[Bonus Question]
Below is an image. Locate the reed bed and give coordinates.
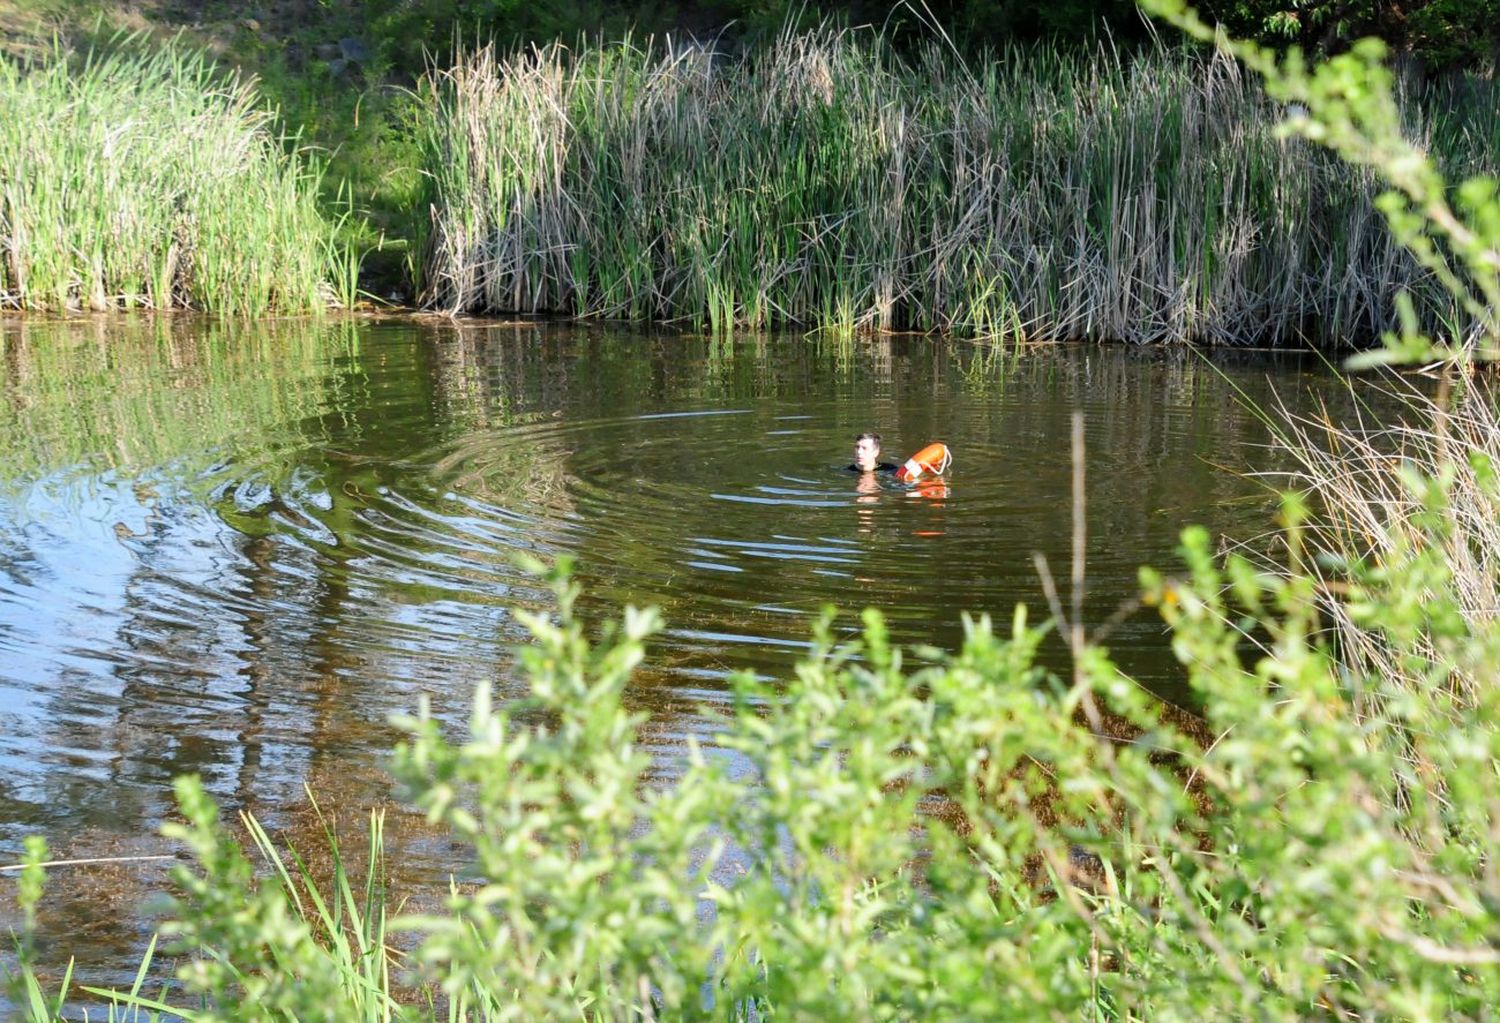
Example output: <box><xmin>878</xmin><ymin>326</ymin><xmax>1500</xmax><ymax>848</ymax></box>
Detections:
<box><xmin>417</xmin><ymin>30</ymin><xmax>1499</xmax><ymax>344</ymax></box>
<box><xmin>0</xmin><ymin>40</ymin><xmax>344</xmax><ymax>316</ymax></box>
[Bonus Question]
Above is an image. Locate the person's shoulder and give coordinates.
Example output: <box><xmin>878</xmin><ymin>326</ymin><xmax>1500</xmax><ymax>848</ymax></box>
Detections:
<box><xmin>876</xmin><ymin>462</ymin><xmax>899</xmax><ymax>473</ymax></box>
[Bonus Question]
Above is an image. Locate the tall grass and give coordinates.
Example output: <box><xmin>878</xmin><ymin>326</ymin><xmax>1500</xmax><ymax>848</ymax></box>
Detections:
<box><xmin>1256</xmin><ymin>379</ymin><xmax>1500</xmax><ymax>711</ymax></box>
<box><xmin>416</xmin><ymin>29</ymin><xmax>1498</xmax><ymax>344</ymax></box>
<box><xmin>0</xmin><ymin>38</ymin><xmax>347</xmax><ymax>316</ymax></box>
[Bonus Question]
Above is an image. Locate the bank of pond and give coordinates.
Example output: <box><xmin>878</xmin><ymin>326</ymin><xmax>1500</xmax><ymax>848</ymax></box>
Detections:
<box><xmin>2</xmin><ymin>28</ymin><xmax>1497</xmax><ymax>343</ymax></box>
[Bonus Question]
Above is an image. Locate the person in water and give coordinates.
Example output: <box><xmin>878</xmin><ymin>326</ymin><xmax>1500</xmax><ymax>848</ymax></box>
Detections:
<box><xmin>849</xmin><ymin>432</ymin><xmax>899</xmax><ymax>474</ymax></box>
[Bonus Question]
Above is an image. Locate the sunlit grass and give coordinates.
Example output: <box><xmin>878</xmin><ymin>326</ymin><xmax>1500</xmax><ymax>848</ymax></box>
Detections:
<box><xmin>0</xmin><ymin>36</ymin><xmax>347</xmax><ymax>316</ymax></box>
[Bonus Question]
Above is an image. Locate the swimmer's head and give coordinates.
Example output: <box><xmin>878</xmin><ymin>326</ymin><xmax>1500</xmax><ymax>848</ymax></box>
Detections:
<box><xmin>853</xmin><ymin>432</ymin><xmax>882</xmax><ymax>472</ymax></box>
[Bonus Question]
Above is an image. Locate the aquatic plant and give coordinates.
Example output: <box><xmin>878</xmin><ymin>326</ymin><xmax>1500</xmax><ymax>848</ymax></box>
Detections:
<box><xmin>416</xmin><ymin>29</ymin><xmax>1498</xmax><ymax>345</ymax></box>
<box><xmin>1141</xmin><ymin>0</ymin><xmax>1500</xmax><ymax>361</ymax></box>
<box><xmin>0</xmin><ymin>38</ymin><xmax>348</xmax><ymax>316</ymax></box>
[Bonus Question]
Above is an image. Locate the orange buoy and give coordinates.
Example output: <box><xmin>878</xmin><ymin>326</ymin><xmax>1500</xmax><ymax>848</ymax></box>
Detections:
<box><xmin>896</xmin><ymin>442</ymin><xmax>952</xmax><ymax>481</ymax></box>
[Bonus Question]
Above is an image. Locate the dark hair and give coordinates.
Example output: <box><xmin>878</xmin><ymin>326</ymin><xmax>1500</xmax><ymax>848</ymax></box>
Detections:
<box><xmin>854</xmin><ymin>432</ymin><xmax>881</xmax><ymax>446</ymax></box>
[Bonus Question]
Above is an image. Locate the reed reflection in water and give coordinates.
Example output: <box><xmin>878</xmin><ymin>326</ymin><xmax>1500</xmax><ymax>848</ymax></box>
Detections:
<box><xmin>0</xmin><ymin>316</ymin><xmax>1363</xmax><ymax>981</ymax></box>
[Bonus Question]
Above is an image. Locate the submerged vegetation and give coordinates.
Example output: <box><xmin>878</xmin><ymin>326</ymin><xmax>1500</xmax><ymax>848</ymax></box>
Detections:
<box><xmin>418</xmin><ymin>31</ymin><xmax>1499</xmax><ymax>343</ymax></box>
<box><xmin>0</xmin><ymin>40</ymin><xmax>349</xmax><ymax>316</ymax></box>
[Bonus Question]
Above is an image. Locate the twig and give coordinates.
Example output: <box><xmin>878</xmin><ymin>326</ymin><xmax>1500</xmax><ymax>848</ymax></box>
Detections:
<box><xmin>0</xmin><ymin>854</ymin><xmax>177</xmax><ymax>873</ymax></box>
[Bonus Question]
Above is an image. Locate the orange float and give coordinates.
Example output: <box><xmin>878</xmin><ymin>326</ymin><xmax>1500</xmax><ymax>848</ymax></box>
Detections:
<box><xmin>895</xmin><ymin>442</ymin><xmax>952</xmax><ymax>481</ymax></box>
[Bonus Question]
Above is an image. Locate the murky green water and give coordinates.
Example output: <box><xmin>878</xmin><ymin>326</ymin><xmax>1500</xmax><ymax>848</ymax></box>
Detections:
<box><xmin>0</xmin><ymin>315</ymin><xmax>1360</xmax><ymax>983</ymax></box>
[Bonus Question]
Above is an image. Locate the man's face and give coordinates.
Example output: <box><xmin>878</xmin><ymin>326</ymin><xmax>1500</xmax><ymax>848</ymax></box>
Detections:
<box><xmin>854</xmin><ymin>436</ymin><xmax>880</xmax><ymax>471</ymax></box>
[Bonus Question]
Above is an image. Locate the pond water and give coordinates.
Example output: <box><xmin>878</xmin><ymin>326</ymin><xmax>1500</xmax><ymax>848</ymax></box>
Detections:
<box><xmin>0</xmin><ymin>315</ymin><xmax>1360</xmax><ymax>985</ymax></box>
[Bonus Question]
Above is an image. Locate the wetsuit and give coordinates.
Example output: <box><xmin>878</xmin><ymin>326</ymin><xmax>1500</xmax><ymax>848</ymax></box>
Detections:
<box><xmin>847</xmin><ymin>462</ymin><xmax>899</xmax><ymax>473</ymax></box>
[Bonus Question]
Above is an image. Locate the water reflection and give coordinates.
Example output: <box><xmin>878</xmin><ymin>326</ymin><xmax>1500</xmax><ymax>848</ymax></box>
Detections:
<box><xmin>1</xmin><ymin>316</ymin><xmax>1354</xmax><ymax>984</ymax></box>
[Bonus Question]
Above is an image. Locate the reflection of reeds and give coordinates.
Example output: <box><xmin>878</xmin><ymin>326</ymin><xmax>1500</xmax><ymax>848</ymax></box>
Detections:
<box><xmin>0</xmin><ymin>317</ymin><xmax>356</xmax><ymax>482</ymax></box>
<box><xmin>0</xmin><ymin>39</ymin><xmax>341</xmax><ymax>315</ymax></box>
<box><xmin>418</xmin><ymin>29</ymin><xmax>1497</xmax><ymax>345</ymax></box>
<box><xmin>432</xmin><ymin>427</ymin><xmax>580</xmax><ymax>518</ymax></box>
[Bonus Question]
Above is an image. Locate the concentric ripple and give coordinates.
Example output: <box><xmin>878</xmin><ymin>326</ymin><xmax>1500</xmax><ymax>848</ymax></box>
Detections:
<box><xmin>0</xmin><ymin>318</ymin><xmax>1364</xmax><ymax>979</ymax></box>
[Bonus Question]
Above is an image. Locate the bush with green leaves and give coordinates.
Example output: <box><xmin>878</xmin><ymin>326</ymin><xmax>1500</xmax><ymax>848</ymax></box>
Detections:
<box><xmin>376</xmin><ymin>535</ymin><xmax>1500</xmax><ymax>1019</ymax></box>
<box><xmin>9</xmin><ymin>515</ymin><xmax>1498</xmax><ymax>1020</ymax></box>
<box><xmin>1192</xmin><ymin>0</ymin><xmax>1500</xmax><ymax>70</ymax></box>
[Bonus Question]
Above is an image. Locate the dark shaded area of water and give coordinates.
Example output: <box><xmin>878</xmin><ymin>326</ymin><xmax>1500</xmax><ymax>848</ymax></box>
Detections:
<box><xmin>0</xmin><ymin>315</ymin><xmax>1365</xmax><ymax>987</ymax></box>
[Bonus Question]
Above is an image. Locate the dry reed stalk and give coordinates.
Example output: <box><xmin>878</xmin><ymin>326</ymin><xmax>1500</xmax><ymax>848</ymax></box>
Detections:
<box><xmin>1265</xmin><ymin>382</ymin><xmax>1500</xmax><ymax>709</ymax></box>
<box><xmin>418</xmin><ymin>30</ymin><xmax>1496</xmax><ymax>344</ymax></box>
